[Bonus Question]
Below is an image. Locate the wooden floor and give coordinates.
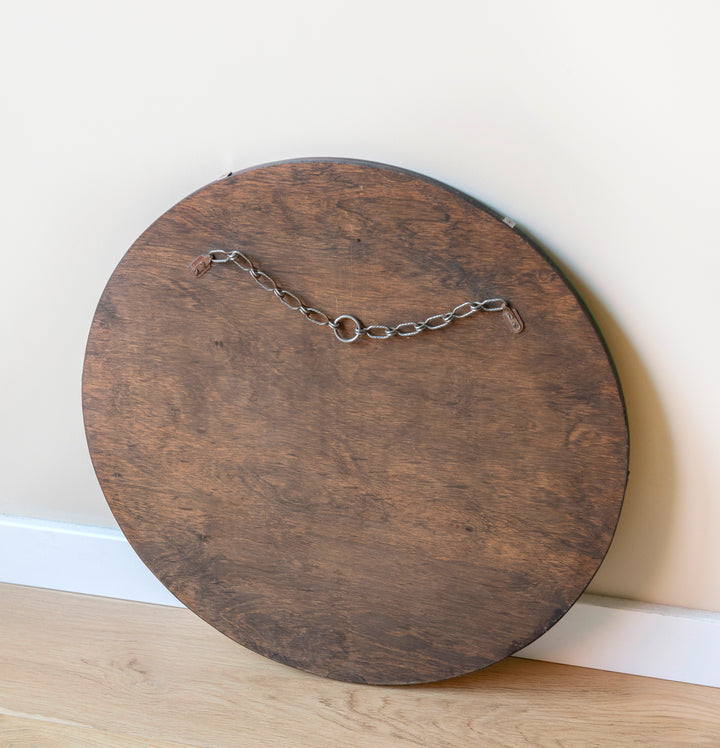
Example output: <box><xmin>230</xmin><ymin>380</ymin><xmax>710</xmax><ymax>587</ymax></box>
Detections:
<box><xmin>0</xmin><ymin>583</ymin><xmax>718</xmax><ymax>747</ymax></box>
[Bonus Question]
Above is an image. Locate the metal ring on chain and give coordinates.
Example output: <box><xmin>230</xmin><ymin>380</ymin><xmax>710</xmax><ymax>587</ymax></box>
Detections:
<box><xmin>190</xmin><ymin>249</ymin><xmax>524</xmax><ymax>340</ymax></box>
<box><xmin>333</xmin><ymin>315</ymin><xmax>363</xmax><ymax>343</ymax></box>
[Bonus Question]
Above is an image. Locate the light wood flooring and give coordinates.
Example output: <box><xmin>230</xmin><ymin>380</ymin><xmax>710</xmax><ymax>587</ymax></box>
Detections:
<box><xmin>0</xmin><ymin>582</ymin><xmax>718</xmax><ymax>746</ymax></box>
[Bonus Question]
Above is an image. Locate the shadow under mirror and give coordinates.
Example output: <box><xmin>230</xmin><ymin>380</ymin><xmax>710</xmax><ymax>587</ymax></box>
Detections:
<box><xmin>528</xmin><ymin>238</ymin><xmax>677</xmax><ymax>603</ymax></box>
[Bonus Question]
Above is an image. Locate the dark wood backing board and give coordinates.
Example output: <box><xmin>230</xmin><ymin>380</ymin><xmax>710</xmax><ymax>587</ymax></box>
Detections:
<box><xmin>82</xmin><ymin>159</ymin><xmax>628</xmax><ymax>685</ymax></box>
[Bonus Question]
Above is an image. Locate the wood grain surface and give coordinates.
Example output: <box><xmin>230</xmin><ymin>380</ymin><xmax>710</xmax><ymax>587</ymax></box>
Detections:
<box><xmin>82</xmin><ymin>159</ymin><xmax>628</xmax><ymax>684</ymax></box>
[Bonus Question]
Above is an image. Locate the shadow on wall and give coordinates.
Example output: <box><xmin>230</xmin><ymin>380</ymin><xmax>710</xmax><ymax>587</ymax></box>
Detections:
<box><xmin>537</xmin><ymin>243</ymin><xmax>677</xmax><ymax>603</ymax></box>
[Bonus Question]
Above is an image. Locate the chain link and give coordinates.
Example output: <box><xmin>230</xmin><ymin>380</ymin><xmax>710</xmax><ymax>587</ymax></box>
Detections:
<box><xmin>191</xmin><ymin>249</ymin><xmax>523</xmax><ymax>342</ymax></box>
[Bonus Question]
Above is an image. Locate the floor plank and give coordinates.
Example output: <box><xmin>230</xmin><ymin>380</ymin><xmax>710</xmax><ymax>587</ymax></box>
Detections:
<box><xmin>1</xmin><ymin>583</ymin><xmax>718</xmax><ymax>746</ymax></box>
<box><xmin>0</xmin><ymin>712</ymin><xmax>192</xmax><ymax>748</ymax></box>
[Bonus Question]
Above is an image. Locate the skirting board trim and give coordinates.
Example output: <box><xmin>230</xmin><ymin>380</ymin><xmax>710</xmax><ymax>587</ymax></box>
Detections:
<box><xmin>1</xmin><ymin>513</ymin><xmax>718</xmax><ymax>688</ymax></box>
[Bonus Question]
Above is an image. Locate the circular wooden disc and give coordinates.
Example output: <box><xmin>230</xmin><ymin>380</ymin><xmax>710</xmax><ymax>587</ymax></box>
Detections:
<box><xmin>83</xmin><ymin>159</ymin><xmax>628</xmax><ymax>684</ymax></box>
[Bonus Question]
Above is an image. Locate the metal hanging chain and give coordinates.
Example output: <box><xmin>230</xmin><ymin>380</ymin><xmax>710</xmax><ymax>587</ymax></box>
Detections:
<box><xmin>190</xmin><ymin>249</ymin><xmax>524</xmax><ymax>342</ymax></box>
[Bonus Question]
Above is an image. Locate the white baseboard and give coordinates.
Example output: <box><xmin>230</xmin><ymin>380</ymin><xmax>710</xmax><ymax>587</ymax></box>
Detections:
<box><xmin>1</xmin><ymin>514</ymin><xmax>718</xmax><ymax>688</ymax></box>
<box><xmin>0</xmin><ymin>514</ymin><xmax>180</xmax><ymax>607</ymax></box>
<box><xmin>515</xmin><ymin>595</ymin><xmax>720</xmax><ymax>688</ymax></box>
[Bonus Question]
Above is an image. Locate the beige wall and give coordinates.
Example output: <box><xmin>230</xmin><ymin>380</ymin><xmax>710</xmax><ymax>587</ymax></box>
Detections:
<box><xmin>2</xmin><ymin>1</ymin><xmax>719</xmax><ymax>612</ymax></box>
